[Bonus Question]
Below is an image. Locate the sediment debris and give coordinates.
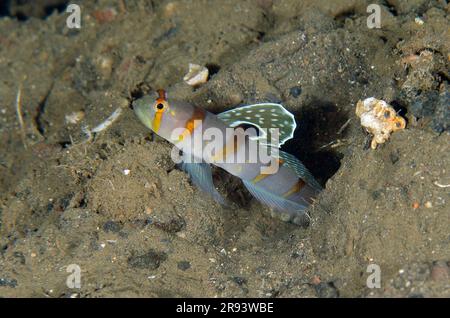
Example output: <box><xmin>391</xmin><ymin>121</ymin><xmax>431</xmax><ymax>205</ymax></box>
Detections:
<box><xmin>356</xmin><ymin>97</ymin><xmax>406</xmax><ymax>149</ymax></box>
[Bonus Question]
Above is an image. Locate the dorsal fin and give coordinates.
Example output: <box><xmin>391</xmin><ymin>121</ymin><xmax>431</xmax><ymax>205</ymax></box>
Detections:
<box><xmin>217</xmin><ymin>103</ymin><xmax>296</xmax><ymax>147</ymax></box>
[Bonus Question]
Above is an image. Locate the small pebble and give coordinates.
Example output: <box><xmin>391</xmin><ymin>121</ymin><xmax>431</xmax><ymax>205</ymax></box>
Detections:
<box><xmin>289</xmin><ymin>86</ymin><xmax>302</xmax><ymax>98</ymax></box>
<box><xmin>103</xmin><ymin>220</ymin><xmax>122</xmax><ymax>233</ymax></box>
<box><xmin>65</xmin><ymin>111</ymin><xmax>85</xmax><ymax>124</ymax></box>
<box><xmin>92</xmin><ymin>8</ymin><xmax>117</xmax><ymax>23</ymax></box>
<box><xmin>228</xmin><ymin>93</ymin><xmax>243</xmax><ymax>105</ymax></box>
<box><xmin>431</xmin><ymin>261</ymin><xmax>449</xmax><ymax>282</ymax></box>
<box><xmin>97</xmin><ymin>55</ymin><xmax>113</xmax><ymax>78</ymax></box>
<box><xmin>177</xmin><ymin>261</ymin><xmax>191</xmax><ymax>271</ymax></box>
<box><xmin>311</xmin><ymin>275</ymin><xmax>321</xmax><ymax>285</ymax></box>
<box><xmin>163</xmin><ymin>2</ymin><xmax>177</xmax><ymax>18</ymax></box>
<box><xmin>256</xmin><ymin>0</ymin><xmax>273</xmax><ymax>10</ymax></box>
<box><xmin>232</xmin><ymin>276</ymin><xmax>247</xmax><ymax>286</ymax></box>
<box><xmin>183</xmin><ymin>63</ymin><xmax>209</xmax><ymax>87</ymax></box>
<box><xmin>118</xmin><ymin>98</ymin><xmax>130</xmax><ymax>108</ymax></box>
<box><xmin>128</xmin><ymin>249</ymin><xmax>167</xmax><ymax>270</ymax></box>
<box><xmin>176</xmin><ymin>232</ymin><xmax>186</xmax><ymax>239</ymax></box>
<box><xmin>414</xmin><ymin>17</ymin><xmax>424</xmax><ymax>25</ymax></box>
<box><xmin>0</xmin><ymin>278</ymin><xmax>17</xmax><ymax>288</ymax></box>
<box><xmin>315</xmin><ymin>282</ymin><xmax>339</xmax><ymax>298</ymax></box>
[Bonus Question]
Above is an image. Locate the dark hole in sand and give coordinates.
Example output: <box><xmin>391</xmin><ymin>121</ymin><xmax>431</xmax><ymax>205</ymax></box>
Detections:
<box><xmin>130</xmin><ymin>82</ymin><xmax>153</xmax><ymax>104</ymax></box>
<box><xmin>379</xmin><ymin>36</ymin><xmax>388</xmax><ymax>44</ymax></box>
<box><xmin>0</xmin><ymin>1</ymin><xmax>10</xmax><ymax>18</ymax></box>
<box><xmin>205</xmin><ymin>63</ymin><xmax>221</xmax><ymax>79</ymax></box>
<box><xmin>283</xmin><ymin>99</ymin><xmax>345</xmax><ymax>186</ymax></box>
<box><xmin>390</xmin><ymin>99</ymin><xmax>409</xmax><ymax>126</ymax></box>
<box><xmin>14</xmin><ymin>11</ymin><xmax>28</xmax><ymax>21</ymax></box>
<box><xmin>334</xmin><ymin>8</ymin><xmax>356</xmax><ymax>26</ymax></box>
<box><xmin>386</xmin><ymin>3</ymin><xmax>398</xmax><ymax>16</ymax></box>
<box><xmin>44</xmin><ymin>1</ymin><xmax>68</xmax><ymax>17</ymax></box>
<box><xmin>256</xmin><ymin>31</ymin><xmax>265</xmax><ymax>41</ymax></box>
<box><xmin>437</xmin><ymin>71</ymin><xmax>450</xmax><ymax>84</ymax></box>
<box><xmin>0</xmin><ymin>0</ymin><xmax>69</xmax><ymax>21</ymax></box>
<box><xmin>390</xmin><ymin>99</ymin><xmax>408</xmax><ymax>117</ymax></box>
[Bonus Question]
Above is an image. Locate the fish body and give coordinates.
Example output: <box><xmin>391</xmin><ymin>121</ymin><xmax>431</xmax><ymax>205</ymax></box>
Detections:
<box><xmin>133</xmin><ymin>90</ymin><xmax>321</xmax><ymax>224</ymax></box>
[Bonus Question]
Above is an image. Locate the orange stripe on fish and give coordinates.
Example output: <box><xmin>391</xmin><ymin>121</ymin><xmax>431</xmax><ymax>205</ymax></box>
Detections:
<box><xmin>282</xmin><ymin>179</ymin><xmax>306</xmax><ymax>198</ymax></box>
<box><xmin>251</xmin><ymin>173</ymin><xmax>270</xmax><ymax>183</ymax></box>
<box><xmin>178</xmin><ymin>107</ymin><xmax>206</xmax><ymax>141</ymax></box>
<box><xmin>211</xmin><ymin>134</ymin><xmax>240</xmax><ymax>162</ymax></box>
<box><xmin>152</xmin><ymin>111</ymin><xmax>163</xmax><ymax>133</ymax></box>
<box><xmin>251</xmin><ymin>158</ymin><xmax>284</xmax><ymax>183</ymax></box>
<box><xmin>152</xmin><ymin>89</ymin><xmax>168</xmax><ymax>133</ymax></box>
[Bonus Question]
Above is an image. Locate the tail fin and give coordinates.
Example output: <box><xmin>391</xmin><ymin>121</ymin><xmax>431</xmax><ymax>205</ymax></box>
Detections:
<box><xmin>242</xmin><ymin>180</ymin><xmax>311</xmax><ymax>225</ymax></box>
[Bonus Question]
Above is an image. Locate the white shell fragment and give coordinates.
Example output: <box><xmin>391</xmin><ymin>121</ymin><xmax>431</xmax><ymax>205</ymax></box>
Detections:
<box><xmin>79</xmin><ymin>107</ymin><xmax>123</xmax><ymax>144</ymax></box>
<box><xmin>414</xmin><ymin>17</ymin><xmax>424</xmax><ymax>25</ymax></box>
<box><xmin>183</xmin><ymin>63</ymin><xmax>209</xmax><ymax>87</ymax></box>
<box><xmin>356</xmin><ymin>97</ymin><xmax>406</xmax><ymax>149</ymax></box>
<box><xmin>91</xmin><ymin>107</ymin><xmax>122</xmax><ymax>133</ymax></box>
<box><xmin>65</xmin><ymin>111</ymin><xmax>85</xmax><ymax>124</ymax></box>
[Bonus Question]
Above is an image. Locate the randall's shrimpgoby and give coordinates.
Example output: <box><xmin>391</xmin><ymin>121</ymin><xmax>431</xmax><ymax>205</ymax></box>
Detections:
<box><xmin>134</xmin><ymin>90</ymin><xmax>322</xmax><ymax>224</ymax></box>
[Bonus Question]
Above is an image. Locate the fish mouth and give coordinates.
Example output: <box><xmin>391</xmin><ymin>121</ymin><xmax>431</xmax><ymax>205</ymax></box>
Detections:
<box><xmin>133</xmin><ymin>98</ymin><xmax>153</xmax><ymax>130</ymax></box>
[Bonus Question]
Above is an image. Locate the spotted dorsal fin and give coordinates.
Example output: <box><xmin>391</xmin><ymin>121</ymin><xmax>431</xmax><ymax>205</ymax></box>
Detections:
<box><xmin>217</xmin><ymin>103</ymin><xmax>296</xmax><ymax>147</ymax></box>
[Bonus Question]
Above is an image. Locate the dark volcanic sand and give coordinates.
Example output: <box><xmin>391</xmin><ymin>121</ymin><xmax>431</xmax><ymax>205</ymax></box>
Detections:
<box><xmin>0</xmin><ymin>0</ymin><xmax>449</xmax><ymax>297</ymax></box>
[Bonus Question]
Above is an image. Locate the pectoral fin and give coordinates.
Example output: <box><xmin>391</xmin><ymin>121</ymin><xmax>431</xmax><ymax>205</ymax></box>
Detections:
<box><xmin>181</xmin><ymin>162</ymin><xmax>227</xmax><ymax>205</ymax></box>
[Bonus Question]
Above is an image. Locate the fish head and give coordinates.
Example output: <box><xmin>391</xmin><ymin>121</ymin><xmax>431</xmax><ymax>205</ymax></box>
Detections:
<box><xmin>133</xmin><ymin>94</ymin><xmax>157</xmax><ymax>130</ymax></box>
<box><xmin>133</xmin><ymin>89</ymin><xmax>197</xmax><ymax>142</ymax></box>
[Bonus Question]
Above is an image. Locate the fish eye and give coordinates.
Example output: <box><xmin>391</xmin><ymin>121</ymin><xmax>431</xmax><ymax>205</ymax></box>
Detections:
<box><xmin>154</xmin><ymin>101</ymin><xmax>168</xmax><ymax>111</ymax></box>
